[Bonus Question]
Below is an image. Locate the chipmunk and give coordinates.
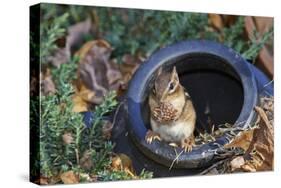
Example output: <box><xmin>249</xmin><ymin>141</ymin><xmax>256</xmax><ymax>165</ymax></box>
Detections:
<box><xmin>145</xmin><ymin>66</ymin><xmax>196</xmax><ymax>152</ymax></box>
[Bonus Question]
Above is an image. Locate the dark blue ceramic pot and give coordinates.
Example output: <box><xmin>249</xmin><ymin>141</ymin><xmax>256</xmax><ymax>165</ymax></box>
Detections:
<box><xmin>126</xmin><ymin>40</ymin><xmax>273</xmax><ymax>169</ymax></box>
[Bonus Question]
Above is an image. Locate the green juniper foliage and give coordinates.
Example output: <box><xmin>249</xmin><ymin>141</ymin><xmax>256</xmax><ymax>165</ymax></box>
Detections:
<box><xmin>30</xmin><ymin>97</ymin><xmax>40</xmax><ymax>178</ymax></box>
<box><xmin>51</xmin><ymin>57</ymin><xmax>79</xmax><ymax>89</ymax></box>
<box><xmin>242</xmin><ymin>27</ymin><xmax>273</xmax><ymax>61</ymax></box>
<box><xmin>94</xmin><ymin>8</ymin><xmax>217</xmax><ymax>59</ymax></box>
<box><xmin>39</xmin><ymin>61</ymin><xmax>153</xmax><ymax>181</ymax></box>
<box><xmin>45</xmin><ymin>5</ymin><xmax>273</xmax><ymax>63</ymax></box>
<box><xmin>40</xmin><ymin>4</ymin><xmax>69</xmax><ymax>64</ymax></box>
<box><xmin>40</xmin><ymin>84</ymin><xmax>84</xmax><ymax>177</ymax></box>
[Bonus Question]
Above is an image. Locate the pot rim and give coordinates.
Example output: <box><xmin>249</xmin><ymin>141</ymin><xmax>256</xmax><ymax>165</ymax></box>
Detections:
<box><xmin>126</xmin><ymin>40</ymin><xmax>258</xmax><ymax>168</ymax></box>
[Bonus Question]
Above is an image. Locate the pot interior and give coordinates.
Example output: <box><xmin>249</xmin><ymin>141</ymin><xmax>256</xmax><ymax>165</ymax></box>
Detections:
<box><xmin>141</xmin><ymin>53</ymin><xmax>244</xmax><ymax>135</ymax></box>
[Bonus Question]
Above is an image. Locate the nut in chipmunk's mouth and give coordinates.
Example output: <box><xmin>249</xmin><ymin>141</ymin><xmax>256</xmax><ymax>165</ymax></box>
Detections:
<box><xmin>152</xmin><ymin>102</ymin><xmax>178</xmax><ymax>122</ymax></box>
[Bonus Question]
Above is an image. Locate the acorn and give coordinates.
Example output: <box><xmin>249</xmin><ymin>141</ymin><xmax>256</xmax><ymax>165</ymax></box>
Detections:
<box><xmin>152</xmin><ymin>102</ymin><xmax>178</xmax><ymax>122</ymax></box>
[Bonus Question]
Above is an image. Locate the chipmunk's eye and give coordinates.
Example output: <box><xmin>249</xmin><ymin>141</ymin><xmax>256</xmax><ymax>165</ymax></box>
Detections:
<box><xmin>169</xmin><ymin>82</ymin><xmax>174</xmax><ymax>91</ymax></box>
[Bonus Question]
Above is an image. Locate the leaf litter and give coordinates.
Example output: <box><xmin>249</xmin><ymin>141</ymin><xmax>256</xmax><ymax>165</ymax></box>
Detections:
<box><xmin>199</xmin><ymin>96</ymin><xmax>274</xmax><ymax>174</ymax></box>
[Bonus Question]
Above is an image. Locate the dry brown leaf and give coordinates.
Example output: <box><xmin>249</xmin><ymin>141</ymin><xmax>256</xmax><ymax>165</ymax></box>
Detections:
<box><xmin>75</xmin><ymin>40</ymin><xmax>112</xmax><ymax>61</ymax></box>
<box><xmin>102</xmin><ymin>120</ymin><xmax>113</xmax><ymax>140</ymax></box>
<box><xmin>72</xmin><ymin>40</ymin><xmax>143</xmax><ymax>112</ymax></box>
<box><xmin>205</xmin><ymin>168</ymin><xmax>219</xmax><ymax>175</ymax></box>
<box><xmin>66</xmin><ymin>19</ymin><xmax>92</xmax><ymax>55</ymax></box>
<box><xmin>200</xmin><ymin>98</ymin><xmax>274</xmax><ymax>174</ymax></box>
<box><xmin>40</xmin><ymin>68</ymin><xmax>56</xmax><ymax>95</ymax></box>
<box><xmin>229</xmin><ymin>101</ymin><xmax>274</xmax><ymax>172</ymax></box>
<box><xmin>72</xmin><ymin>82</ymin><xmax>96</xmax><ymax>112</ymax></box>
<box><xmin>47</xmin><ymin>19</ymin><xmax>93</xmax><ymax>68</ymax></box>
<box><xmin>222</xmin><ymin>97</ymin><xmax>274</xmax><ymax>173</ymax></box>
<box><xmin>35</xmin><ymin>176</ymin><xmax>49</xmax><ymax>185</ymax></box>
<box><xmin>72</xmin><ymin>94</ymin><xmax>89</xmax><ymax>112</ymax></box>
<box><xmin>41</xmin><ymin>75</ymin><xmax>56</xmax><ymax>95</ymax></box>
<box><xmin>111</xmin><ymin>154</ymin><xmax>123</xmax><ymax>171</ymax></box>
<box><xmin>241</xmin><ymin>162</ymin><xmax>257</xmax><ymax>172</ymax></box>
<box><xmin>224</xmin><ymin>129</ymin><xmax>254</xmax><ymax>151</ymax></box>
<box><xmin>60</xmin><ymin>171</ymin><xmax>79</xmax><ymax>184</ymax></box>
<box><xmin>72</xmin><ymin>39</ymin><xmax>123</xmax><ymax>112</ymax></box>
<box><xmin>243</xmin><ymin>106</ymin><xmax>274</xmax><ymax>171</ymax></box>
<box><xmin>62</xmin><ymin>132</ymin><xmax>74</xmax><ymax>145</ymax></box>
<box><xmin>261</xmin><ymin>97</ymin><xmax>274</xmax><ymax>112</ymax></box>
<box><xmin>80</xmin><ymin>150</ymin><xmax>94</xmax><ymax>171</ymax></box>
<box><xmin>111</xmin><ymin>153</ymin><xmax>136</xmax><ymax>177</ymax></box>
<box><xmin>230</xmin><ymin>156</ymin><xmax>245</xmax><ymax>171</ymax></box>
<box><xmin>107</xmin><ymin>59</ymin><xmax>124</xmax><ymax>90</ymax></box>
<box><xmin>117</xmin><ymin>54</ymin><xmax>142</xmax><ymax>95</ymax></box>
<box><xmin>209</xmin><ymin>14</ymin><xmax>224</xmax><ymax>31</ymax></box>
<box><xmin>79</xmin><ymin>173</ymin><xmax>93</xmax><ymax>182</ymax></box>
<box><xmin>222</xmin><ymin>15</ymin><xmax>237</xmax><ymax>27</ymax></box>
<box><xmin>30</xmin><ymin>73</ymin><xmax>39</xmax><ymax>97</ymax></box>
<box><xmin>48</xmin><ymin>48</ymin><xmax>69</xmax><ymax>68</ymax></box>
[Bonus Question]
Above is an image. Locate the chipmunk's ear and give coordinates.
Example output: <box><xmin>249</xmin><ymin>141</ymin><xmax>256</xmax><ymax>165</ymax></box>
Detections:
<box><xmin>171</xmin><ymin>66</ymin><xmax>179</xmax><ymax>81</ymax></box>
<box><xmin>156</xmin><ymin>66</ymin><xmax>163</xmax><ymax>76</ymax></box>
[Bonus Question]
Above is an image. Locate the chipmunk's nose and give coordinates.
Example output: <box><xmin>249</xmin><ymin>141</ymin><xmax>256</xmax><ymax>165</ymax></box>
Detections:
<box><xmin>159</xmin><ymin>96</ymin><xmax>165</xmax><ymax>103</ymax></box>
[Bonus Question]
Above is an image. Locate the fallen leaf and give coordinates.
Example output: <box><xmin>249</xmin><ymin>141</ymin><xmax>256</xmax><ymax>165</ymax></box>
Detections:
<box><xmin>209</xmin><ymin>14</ymin><xmax>224</xmax><ymax>31</ymax></box>
<box><xmin>35</xmin><ymin>176</ymin><xmax>49</xmax><ymax>185</ymax></box>
<box><xmin>40</xmin><ymin>68</ymin><xmax>56</xmax><ymax>95</ymax></box>
<box><xmin>205</xmin><ymin>168</ymin><xmax>219</xmax><ymax>175</ymax></box>
<box><xmin>222</xmin><ymin>97</ymin><xmax>274</xmax><ymax>173</ymax></box>
<box><xmin>47</xmin><ymin>48</ymin><xmax>69</xmax><ymax>68</ymax></box>
<box><xmin>222</xmin><ymin>15</ymin><xmax>237</xmax><ymax>27</ymax></box>
<box><xmin>230</xmin><ymin>156</ymin><xmax>245</xmax><ymax>171</ymax></box>
<box><xmin>107</xmin><ymin>59</ymin><xmax>124</xmax><ymax>90</ymax></box>
<box><xmin>79</xmin><ymin>173</ymin><xmax>92</xmax><ymax>182</ymax></box>
<box><xmin>66</xmin><ymin>19</ymin><xmax>92</xmax><ymax>55</ymax></box>
<box><xmin>72</xmin><ymin>39</ymin><xmax>123</xmax><ymax>112</ymax></box>
<box><xmin>224</xmin><ymin>129</ymin><xmax>254</xmax><ymax>151</ymax></box>
<box><xmin>72</xmin><ymin>40</ymin><xmax>144</xmax><ymax>112</ymax></box>
<box><xmin>75</xmin><ymin>40</ymin><xmax>112</xmax><ymax>61</ymax></box>
<box><xmin>72</xmin><ymin>82</ymin><xmax>96</xmax><ymax>112</ymax></box>
<box><xmin>72</xmin><ymin>94</ymin><xmax>90</xmax><ymax>112</ymax></box>
<box><xmin>47</xmin><ymin>19</ymin><xmax>93</xmax><ymax>68</ymax></box>
<box><xmin>111</xmin><ymin>154</ymin><xmax>122</xmax><ymax>170</ymax></box>
<box><xmin>60</xmin><ymin>171</ymin><xmax>79</xmax><ymax>184</ymax></box>
<box><xmin>102</xmin><ymin>120</ymin><xmax>113</xmax><ymax>140</ymax></box>
<box><xmin>80</xmin><ymin>150</ymin><xmax>94</xmax><ymax>170</ymax></box>
<box><xmin>30</xmin><ymin>71</ymin><xmax>39</xmax><ymax>97</ymax></box>
<box><xmin>261</xmin><ymin>97</ymin><xmax>274</xmax><ymax>112</ymax></box>
<box><xmin>243</xmin><ymin>106</ymin><xmax>274</xmax><ymax>171</ymax></box>
<box><xmin>117</xmin><ymin>54</ymin><xmax>143</xmax><ymax>95</ymax></box>
<box><xmin>62</xmin><ymin>132</ymin><xmax>74</xmax><ymax>145</ymax></box>
<box><xmin>228</xmin><ymin>99</ymin><xmax>274</xmax><ymax>172</ymax></box>
<box><xmin>241</xmin><ymin>162</ymin><xmax>257</xmax><ymax>172</ymax></box>
<box><xmin>111</xmin><ymin>153</ymin><xmax>136</xmax><ymax>177</ymax></box>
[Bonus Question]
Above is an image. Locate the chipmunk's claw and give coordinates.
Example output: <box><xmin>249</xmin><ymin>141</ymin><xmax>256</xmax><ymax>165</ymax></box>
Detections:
<box><xmin>182</xmin><ymin>143</ymin><xmax>193</xmax><ymax>152</ymax></box>
<box><xmin>145</xmin><ymin>130</ymin><xmax>161</xmax><ymax>144</ymax></box>
<box><xmin>169</xmin><ymin>142</ymin><xmax>179</xmax><ymax>147</ymax></box>
<box><xmin>181</xmin><ymin>137</ymin><xmax>195</xmax><ymax>152</ymax></box>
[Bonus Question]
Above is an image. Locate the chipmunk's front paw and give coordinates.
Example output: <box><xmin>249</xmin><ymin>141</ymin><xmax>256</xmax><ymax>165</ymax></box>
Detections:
<box><xmin>145</xmin><ymin>130</ymin><xmax>161</xmax><ymax>144</ymax></box>
<box><xmin>181</xmin><ymin>137</ymin><xmax>195</xmax><ymax>152</ymax></box>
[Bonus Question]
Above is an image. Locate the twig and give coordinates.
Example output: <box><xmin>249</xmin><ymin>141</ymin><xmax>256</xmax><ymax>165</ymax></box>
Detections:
<box><xmin>262</xmin><ymin>80</ymin><xmax>274</xmax><ymax>89</ymax></box>
<box><xmin>199</xmin><ymin>158</ymin><xmax>230</xmax><ymax>175</ymax></box>
<box><xmin>75</xmin><ymin>148</ymin><xmax>81</xmax><ymax>181</ymax></box>
<box><xmin>75</xmin><ymin>148</ymin><xmax>80</xmax><ymax>165</ymax></box>
<box><xmin>169</xmin><ymin>148</ymin><xmax>184</xmax><ymax>170</ymax></box>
